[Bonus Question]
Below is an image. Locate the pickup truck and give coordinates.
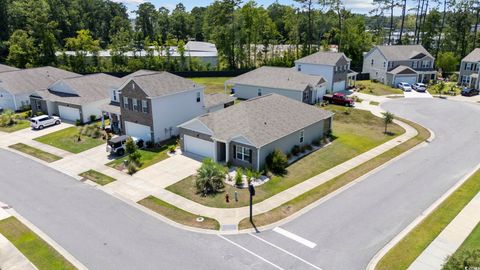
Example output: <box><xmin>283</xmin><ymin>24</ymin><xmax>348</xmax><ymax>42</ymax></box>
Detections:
<box><xmin>323</xmin><ymin>93</ymin><xmax>355</xmax><ymax>106</ymax></box>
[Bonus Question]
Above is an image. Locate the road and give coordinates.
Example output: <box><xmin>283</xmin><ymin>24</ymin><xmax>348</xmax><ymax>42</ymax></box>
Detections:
<box><xmin>0</xmin><ymin>98</ymin><xmax>479</xmax><ymax>270</ymax></box>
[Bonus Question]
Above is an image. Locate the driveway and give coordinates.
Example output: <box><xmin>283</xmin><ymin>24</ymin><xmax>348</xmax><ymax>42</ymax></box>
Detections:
<box><xmin>404</xmin><ymin>90</ymin><xmax>432</xmax><ymax>98</ymax></box>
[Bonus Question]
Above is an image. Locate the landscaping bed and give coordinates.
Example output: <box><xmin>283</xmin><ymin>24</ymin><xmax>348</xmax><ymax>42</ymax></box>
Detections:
<box><xmin>138</xmin><ymin>196</ymin><xmax>220</xmax><ymax>230</ymax></box>
<box><xmin>191</xmin><ymin>77</ymin><xmax>231</xmax><ymax>95</ymax></box>
<box><xmin>9</xmin><ymin>143</ymin><xmax>62</xmax><ymax>163</ymax></box>
<box><xmin>0</xmin><ymin>110</ymin><xmax>32</xmax><ymax>132</ymax></box>
<box><xmin>79</xmin><ymin>170</ymin><xmax>116</xmax><ymax>185</ymax></box>
<box><xmin>167</xmin><ymin>106</ymin><xmax>405</xmax><ymax>208</ymax></box>
<box><xmin>0</xmin><ymin>217</ymin><xmax>76</xmax><ymax>270</ymax></box>
<box><xmin>356</xmin><ymin>80</ymin><xmax>404</xmax><ymax>96</ymax></box>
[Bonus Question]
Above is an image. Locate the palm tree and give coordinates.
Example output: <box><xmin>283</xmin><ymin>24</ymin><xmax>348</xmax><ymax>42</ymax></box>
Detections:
<box><xmin>195</xmin><ymin>158</ymin><xmax>226</xmax><ymax>195</ymax></box>
<box><xmin>382</xmin><ymin>111</ymin><xmax>395</xmax><ymax>134</ymax></box>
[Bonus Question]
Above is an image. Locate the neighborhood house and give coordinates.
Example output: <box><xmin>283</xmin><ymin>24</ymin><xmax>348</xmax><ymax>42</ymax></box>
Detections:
<box><xmin>459</xmin><ymin>48</ymin><xmax>480</xmax><ymax>89</ymax></box>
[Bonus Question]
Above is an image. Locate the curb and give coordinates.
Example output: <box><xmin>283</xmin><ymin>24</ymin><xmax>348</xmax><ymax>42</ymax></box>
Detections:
<box><xmin>366</xmin><ymin>162</ymin><xmax>480</xmax><ymax>270</ymax></box>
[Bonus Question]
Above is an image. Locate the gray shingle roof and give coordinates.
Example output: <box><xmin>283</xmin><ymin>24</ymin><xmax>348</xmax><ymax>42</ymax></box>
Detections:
<box><xmin>0</xmin><ymin>64</ymin><xmax>19</xmax><ymax>73</ymax></box>
<box><xmin>387</xmin><ymin>65</ymin><xmax>417</xmax><ymax>75</ymax></box>
<box><xmin>462</xmin><ymin>48</ymin><xmax>480</xmax><ymax>62</ymax></box>
<box><xmin>121</xmin><ymin>69</ymin><xmax>160</xmax><ymax>80</ymax></box>
<box><xmin>227</xmin><ymin>66</ymin><xmax>326</xmax><ymax>92</ymax></box>
<box><xmin>295</xmin><ymin>52</ymin><xmax>350</xmax><ymax>65</ymax></box>
<box><xmin>375</xmin><ymin>45</ymin><xmax>434</xmax><ymax>60</ymax></box>
<box><xmin>130</xmin><ymin>72</ymin><xmax>203</xmax><ymax>97</ymax></box>
<box><xmin>194</xmin><ymin>93</ymin><xmax>333</xmax><ymax>148</ymax></box>
<box><xmin>0</xmin><ymin>66</ymin><xmax>79</xmax><ymax>95</ymax></box>
<box><xmin>204</xmin><ymin>93</ymin><xmax>236</xmax><ymax>109</ymax></box>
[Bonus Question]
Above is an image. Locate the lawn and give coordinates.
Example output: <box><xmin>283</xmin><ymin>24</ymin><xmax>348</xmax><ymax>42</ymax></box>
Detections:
<box><xmin>79</xmin><ymin>169</ymin><xmax>116</xmax><ymax>185</ymax></box>
<box><xmin>357</xmin><ymin>80</ymin><xmax>404</xmax><ymax>96</ymax></box>
<box><xmin>34</xmin><ymin>126</ymin><xmax>106</xmax><ymax>154</ymax></box>
<box><xmin>370</xmin><ymin>101</ymin><xmax>380</xmax><ymax>106</ymax></box>
<box><xmin>375</xmin><ymin>169</ymin><xmax>480</xmax><ymax>270</ymax></box>
<box><xmin>191</xmin><ymin>77</ymin><xmax>231</xmax><ymax>95</ymax></box>
<box><xmin>238</xmin><ymin>118</ymin><xmax>430</xmax><ymax>229</ymax></box>
<box><xmin>107</xmin><ymin>138</ymin><xmax>176</xmax><ymax>171</ymax></box>
<box><xmin>138</xmin><ymin>196</ymin><xmax>220</xmax><ymax>230</ymax></box>
<box><xmin>166</xmin><ymin>106</ymin><xmax>405</xmax><ymax>208</ymax></box>
<box><xmin>9</xmin><ymin>143</ymin><xmax>62</xmax><ymax>163</ymax></box>
<box><xmin>0</xmin><ymin>119</ymin><xmax>30</xmax><ymax>132</ymax></box>
<box><xmin>0</xmin><ymin>217</ymin><xmax>76</xmax><ymax>270</ymax></box>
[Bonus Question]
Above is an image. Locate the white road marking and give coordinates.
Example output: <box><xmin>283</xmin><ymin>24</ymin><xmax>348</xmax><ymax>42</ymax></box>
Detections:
<box><xmin>249</xmin><ymin>233</ymin><xmax>323</xmax><ymax>270</ymax></box>
<box><xmin>272</xmin><ymin>227</ymin><xmax>317</xmax><ymax>248</ymax></box>
<box><xmin>217</xmin><ymin>234</ymin><xmax>284</xmax><ymax>270</ymax></box>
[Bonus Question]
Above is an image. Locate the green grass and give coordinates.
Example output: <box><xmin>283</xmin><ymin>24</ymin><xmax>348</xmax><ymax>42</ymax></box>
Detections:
<box><xmin>0</xmin><ymin>119</ymin><xmax>30</xmax><ymax>132</ymax></box>
<box><xmin>0</xmin><ymin>217</ymin><xmax>76</xmax><ymax>270</ymax></box>
<box><xmin>79</xmin><ymin>169</ymin><xmax>116</xmax><ymax>185</ymax></box>
<box><xmin>9</xmin><ymin>143</ymin><xmax>62</xmax><ymax>163</ymax></box>
<box><xmin>107</xmin><ymin>139</ymin><xmax>176</xmax><ymax>171</ymax></box>
<box><xmin>138</xmin><ymin>196</ymin><xmax>220</xmax><ymax>230</ymax></box>
<box><xmin>376</xmin><ymin>170</ymin><xmax>480</xmax><ymax>270</ymax></box>
<box><xmin>370</xmin><ymin>101</ymin><xmax>380</xmax><ymax>106</ymax></box>
<box><xmin>238</xmin><ymin>118</ymin><xmax>430</xmax><ymax>230</ymax></box>
<box><xmin>454</xmin><ymin>222</ymin><xmax>480</xmax><ymax>253</ymax></box>
<box><xmin>357</xmin><ymin>80</ymin><xmax>404</xmax><ymax>96</ymax></box>
<box><xmin>167</xmin><ymin>106</ymin><xmax>405</xmax><ymax>208</ymax></box>
<box><xmin>191</xmin><ymin>77</ymin><xmax>231</xmax><ymax>95</ymax></box>
<box><xmin>34</xmin><ymin>126</ymin><xmax>105</xmax><ymax>154</ymax></box>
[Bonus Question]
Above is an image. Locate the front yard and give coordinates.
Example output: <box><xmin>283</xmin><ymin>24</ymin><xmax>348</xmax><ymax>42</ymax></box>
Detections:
<box><xmin>79</xmin><ymin>170</ymin><xmax>116</xmax><ymax>185</ymax></box>
<box><xmin>166</xmin><ymin>106</ymin><xmax>405</xmax><ymax>208</ymax></box>
<box><xmin>191</xmin><ymin>77</ymin><xmax>231</xmax><ymax>95</ymax></box>
<box><xmin>0</xmin><ymin>110</ymin><xmax>32</xmax><ymax>132</ymax></box>
<box><xmin>356</xmin><ymin>80</ymin><xmax>404</xmax><ymax>96</ymax></box>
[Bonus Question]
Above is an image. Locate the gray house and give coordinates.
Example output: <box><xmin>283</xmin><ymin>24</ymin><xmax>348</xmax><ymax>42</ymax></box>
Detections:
<box><xmin>362</xmin><ymin>45</ymin><xmax>436</xmax><ymax>86</ymax></box>
<box><xmin>227</xmin><ymin>66</ymin><xmax>327</xmax><ymax>104</ymax></box>
<box><xmin>178</xmin><ymin>93</ymin><xmax>333</xmax><ymax>171</ymax></box>
<box><xmin>459</xmin><ymin>48</ymin><xmax>480</xmax><ymax>89</ymax></box>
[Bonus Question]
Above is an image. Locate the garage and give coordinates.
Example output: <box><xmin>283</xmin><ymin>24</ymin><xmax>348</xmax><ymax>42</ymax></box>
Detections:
<box><xmin>58</xmin><ymin>105</ymin><xmax>81</xmax><ymax>122</ymax></box>
<box><xmin>393</xmin><ymin>75</ymin><xmax>417</xmax><ymax>86</ymax></box>
<box><xmin>332</xmin><ymin>80</ymin><xmax>346</xmax><ymax>92</ymax></box>
<box><xmin>124</xmin><ymin>121</ymin><xmax>152</xmax><ymax>142</ymax></box>
<box><xmin>184</xmin><ymin>135</ymin><xmax>214</xmax><ymax>158</ymax></box>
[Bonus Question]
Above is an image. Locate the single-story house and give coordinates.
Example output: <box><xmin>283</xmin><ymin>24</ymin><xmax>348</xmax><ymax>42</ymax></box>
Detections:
<box><xmin>227</xmin><ymin>66</ymin><xmax>327</xmax><ymax>104</ymax></box>
<box><xmin>0</xmin><ymin>64</ymin><xmax>19</xmax><ymax>73</ymax></box>
<box><xmin>0</xmin><ymin>66</ymin><xmax>79</xmax><ymax>111</ymax></box>
<box><xmin>178</xmin><ymin>93</ymin><xmax>334</xmax><ymax>170</ymax></box>
<box><xmin>30</xmin><ymin>73</ymin><xmax>123</xmax><ymax>123</ymax></box>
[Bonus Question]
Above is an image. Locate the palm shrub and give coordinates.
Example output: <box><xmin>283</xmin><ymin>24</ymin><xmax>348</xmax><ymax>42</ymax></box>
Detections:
<box><xmin>195</xmin><ymin>158</ymin><xmax>226</xmax><ymax>195</ymax></box>
<box><xmin>245</xmin><ymin>168</ymin><xmax>254</xmax><ymax>184</ymax></box>
<box><xmin>0</xmin><ymin>109</ymin><xmax>15</xmax><ymax>127</ymax></box>
<box><xmin>235</xmin><ymin>167</ymin><xmax>243</xmax><ymax>187</ymax></box>
<box><xmin>382</xmin><ymin>111</ymin><xmax>395</xmax><ymax>134</ymax></box>
<box><xmin>266</xmin><ymin>149</ymin><xmax>288</xmax><ymax>175</ymax></box>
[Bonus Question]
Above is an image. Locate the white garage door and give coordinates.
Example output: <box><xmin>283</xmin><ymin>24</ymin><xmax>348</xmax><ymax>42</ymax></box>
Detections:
<box><xmin>184</xmin><ymin>135</ymin><xmax>214</xmax><ymax>158</ymax></box>
<box><xmin>394</xmin><ymin>75</ymin><xmax>417</xmax><ymax>86</ymax></box>
<box><xmin>124</xmin><ymin>121</ymin><xmax>151</xmax><ymax>142</ymax></box>
<box><xmin>333</xmin><ymin>80</ymin><xmax>346</xmax><ymax>92</ymax></box>
<box><xmin>58</xmin><ymin>106</ymin><xmax>80</xmax><ymax>122</ymax></box>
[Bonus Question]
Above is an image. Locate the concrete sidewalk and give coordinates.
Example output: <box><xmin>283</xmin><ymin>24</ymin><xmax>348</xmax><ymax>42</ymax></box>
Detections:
<box><xmin>408</xmin><ymin>192</ymin><xmax>480</xmax><ymax>270</ymax></box>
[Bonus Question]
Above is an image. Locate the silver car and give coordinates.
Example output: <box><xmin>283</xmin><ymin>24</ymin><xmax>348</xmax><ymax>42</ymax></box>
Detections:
<box><xmin>397</xmin><ymin>82</ymin><xmax>413</xmax><ymax>92</ymax></box>
<box><xmin>412</xmin><ymin>83</ymin><xmax>427</xmax><ymax>92</ymax></box>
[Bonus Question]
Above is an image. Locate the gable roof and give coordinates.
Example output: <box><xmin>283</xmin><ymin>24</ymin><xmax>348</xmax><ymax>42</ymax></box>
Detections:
<box><xmin>462</xmin><ymin>48</ymin><xmax>480</xmax><ymax>62</ymax></box>
<box><xmin>295</xmin><ymin>52</ymin><xmax>350</xmax><ymax>66</ymax></box>
<box><xmin>387</xmin><ymin>65</ymin><xmax>418</xmax><ymax>75</ymax></box>
<box><xmin>374</xmin><ymin>45</ymin><xmax>434</xmax><ymax>61</ymax></box>
<box><xmin>227</xmin><ymin>66</ymin><xmax>326</xmax><ymax>92</ymax></box>
<box><xmin>184</xmin><ymin>94</ymin><xmax>333</xmax><ymax>148</ymax></box>
<box><xmin>121</xmin><ymin>69</ymin><xmax>160</xmax><ymax>80</ymax></box>
<box><xmin>185</xmin><ymin>41</ymin><xmax>217</xmax><ymax>53</ymax></box>
<box><xmin>204</xmin><ymin>93</ymin><xmax>236</xmax><ymax>109</ymax></box>
<box><xmin>0</xmin><ymin>66</ymin><xmax>79</xmax><ymax>95</ymax></box>
<box><xmin>0</xmin><ymin>64</ymin><xmax>19</xmax><ymax>73</ymax></box>
<box><xmin>128</xmin><ymin>72</ymin><xmax>203</xmax><ymax>97</ymax></box>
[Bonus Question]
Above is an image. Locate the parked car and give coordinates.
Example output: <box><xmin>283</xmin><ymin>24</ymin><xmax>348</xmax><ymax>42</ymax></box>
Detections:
<box><xmin>106</xmin><ymin>135</ymin><xmax>144</xmax><ymax>156</ymax></box>
<box><xmin>323</xmin><ymin>93</ymin><xmax>355</xmax><ymax>106</ymax></box>
<box><xmin>30</xmin><ymin>115</ymin><xmax>61</xmax><ymax>130</ymax></box>
<box><xmin>412</xmin><ymin>83</ymin><xmax>427</xmax><ymax>92</ymax></box>
<box><xmin>397</xmin><ymin>82</ymin><xmax>413</xmax><ymax>92</ymax></box>
<box><xmin>461</xmin><ymin>87</ymin><xmax>480</xmax><ymax>96</ymax></box>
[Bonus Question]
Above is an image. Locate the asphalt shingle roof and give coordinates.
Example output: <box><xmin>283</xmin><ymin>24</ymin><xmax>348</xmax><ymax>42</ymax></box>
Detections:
<box><xmin>227</xmin><ymin>66</ymin><xmax>326</xmax><ymax>92</ymax></box>
<box><xmin>462</xmin><ymin>48</ymin><xmax>480</xmax><ymax>62</ymax></box>
<box><xmin>195</xmin><ymin>93</ymin><xmax>333</xmax><ymax>148</ymax></box>
<box><xmin>130</xmin><ymin>72</ymin><xmax>202</xmax><ymax>98</ymax></box>
<box><xmin>204</xmin><ymin>93</ymin><xmax>235</xmax><ymax>109</ymax></box>
<box><xmin>387</xmin><ymin>65</ymin><xmax>417</xmax><ymax>74</ymax></box>
<box><xmin>375</xmin><ymin>45</ymin><xmax>434</xmax><ymax>61</ymax></box>
<box><xmin>295</xmin><ymin>52</ymin><xmax>350</xmax><ymax>65</ymax></box>
<box><xmin>0</xmin><ymin>64</ymin><xmax>19</xmax><ymax>73</ymax></box>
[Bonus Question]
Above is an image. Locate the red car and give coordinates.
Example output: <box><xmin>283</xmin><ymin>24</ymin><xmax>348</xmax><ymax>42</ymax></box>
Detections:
<box><xmin>323</xmin><ymin>93</ymin><xmax>355</xmax><ymax>106</ymax></box>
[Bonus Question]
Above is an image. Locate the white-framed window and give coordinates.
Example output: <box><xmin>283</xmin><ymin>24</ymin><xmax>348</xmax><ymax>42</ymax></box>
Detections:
<box><xmin>123</xmin><ymin>97</ymin><xmax>129</xmax><ymax>109</ymax></box>
<box><xmin>383</xmin><ymin>62</ymin><xmax>386</xmax><ymax>68</ymax></box>
<box><xmin>466</xmin><ymin>62</ymin><xmax>472</xmax><ymax>70</ymax></box>
<box><xmin>142</xmin><ymin>100</ymin><xmax>148</xmax><ymax>113</ymax></box>
<box><xmin>36</xmin><ymin>101</ymin><xmax>41</xmax><ymax>110</ymax></box>
<box><xmin>258</xmin><ymin>89</ymin><xmax>262</xmax><ymax>96</ymax></box>
<box><xmin>422</xmin><ymin>60</ymin><xmax>430</xmax><ymax>68</ymax></box>
<box><xmin>235</xmin><ymin>146</ymin><xmax>251</xmax><ymax>162</ymax></box>
<box><xmin>196</xmin><ymin>92</ymin><xmax>201</xmax><ymax>102</ymax></box>
<box><xmin>371</xmin><ymin>59</ymin><xmax>374</xmax><ymax>65</ymax></box>
<box><xmin>132</xmin><ymin>98</ymin><xmax>138</xmax><ymax>111</ymax></box>
<box><xmin>299</xmin><ymin>130</ymin><xmax>304</xmax><ymax>143</ymax></box>
<box><xmin>412</xmin><ymin>61</ymin><xmax>418</xmax><ymax>68</ymax></box>
<box><xmin>297</xmin><ymin>65</ymin><xmax>302</xmax><ymax>71</ymax></box>
<box><xmin>113</xmin><ymin>90</ymin><xmax>117</xmax><ymax>101</ymax></box>
<box><xmin>335</xmin><ymin>66</ymin><xmax>338</xmax><ymax>72</ymax></box>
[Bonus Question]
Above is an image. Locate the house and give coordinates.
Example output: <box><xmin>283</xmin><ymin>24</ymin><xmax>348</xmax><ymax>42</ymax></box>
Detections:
<box><xmin>226</xmin><ymin>66</ymin><xmax>327</xmax><ymax>104</ymax></box>
<box><xmin>0</xmin><ymin>66</ymin><xmax>78</xmax><ymax>111</ymax></box>
<box><xmin>178</xmin><ymin>94</ymin><xmax>334</xmax><ymax>171</ymax></box>
<box><xmin>362</xmin><ymin>45</ymin><xmax>436</xmax><ymax>86</ymax></box>
<box><xmin>30</xmin><ymin>73</ymin><xmax>122</xmax><ymax>123</ymax></box>
<box><xmin>294</xmin><ymin>51</ymin><xmax>357</xmax><ymax>92</ymax></box>
<box><xmin>459</xmin><ymin>48</ymin><xmax>480</xmax><ymax>89</ymax></box>
<box><xmin>204</xmin><ymin>93</ymin><xmax>235</xmax><ymax>113</ymax></box>
<box><xmin>0</xmin><ymin>64</ymin><xmax>19</xmax><ymax>73</ymax></box>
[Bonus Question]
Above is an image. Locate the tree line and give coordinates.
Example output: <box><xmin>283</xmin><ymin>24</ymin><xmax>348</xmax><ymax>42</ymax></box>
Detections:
<box><xmin>0</xmin><ymin>0</ymin><xmax>479</xmax><ymax>73</ymax></box>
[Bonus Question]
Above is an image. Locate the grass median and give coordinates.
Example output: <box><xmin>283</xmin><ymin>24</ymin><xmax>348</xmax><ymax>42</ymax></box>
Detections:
<box><xmin>0</xmin><ymin>217</ymin><xmax>76</xmax><ymax>270</ymax></box>
<box><xmin>9</xmin><ymin>143</ymin><xmax>62</xmax><ymax>162</ymax></box>
<box><xmin>375</xmin><ymin>169</ymin><xmax>480</xmax><ymax>270</ymax></box>
<box><xmin>79</xmin><ymin>169</ymin><xmax>115</xmax><ymax>185</ymax></box>
<box><xmin>238</xmin><ymin>118</ymin><xmax>429</xmax><ymax>230</ymax></box>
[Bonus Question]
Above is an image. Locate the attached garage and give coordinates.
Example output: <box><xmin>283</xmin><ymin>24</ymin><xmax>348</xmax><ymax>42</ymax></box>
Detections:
<box><xmin>183</xmin><ymin>135</ymin><xmax>214</xmax><ymax>158</ymax></box>
<box><xmin>58</xmin><ymin>105</ymin><xmax>80</xmax><ymax>122</ymax></box>
<box><xmin>388</xmin><ymin>65</ymin><xmax>418</xmax><ymax>87</ymax></box>
<box><xmin>332</xmin><ymin>80</ymin><xmax>346</xmax><ymax>92</ymax></box>
<box><xmin>393</xmin><ymin>75</ymin><xmax>417</xmax><ymax>86</ymax></box>
<box><xmin>124</xmin><ymin>121</ymin><xmax>152</xmax><ymax>142</ymax></box>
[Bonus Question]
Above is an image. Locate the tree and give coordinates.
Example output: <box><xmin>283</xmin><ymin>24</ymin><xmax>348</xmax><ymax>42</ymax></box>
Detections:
<box><xmin>6</xmin><ymin>30</ymin><xmax>36</xmax><ymax>68</ymax></box>
<box><xmin>125</xmin><ymin>137</ymin><xmax>137</xmax><ymax>155</ymax></box>
<box><xmin>436</xmin><ymin>52</ymin><xmax>459</xmax><ymax>73</ymax></box>
<box><xmin>295</xmin><ymin>0</ymin><xmax>316</xmax><ymax>53</ymax></box>
<box><xmin>195</xmin><ymin>158</ymin><xmax>226</xmax><ymax>195</ymax></box>
<box><xmin>382</xmin><ymin>111</ymin><xmax>395</xmax><ymax>134</ymax></box>
<box><xmin>397</xmin><ymin>0</ymin><xmax>407</xmax><ymax>44</ymax></box>
<box><xmin>266</xmin><ymin>149</ymin><xmax>288</xmax><ymax>175</ymax></box>
<box><xmin>135</xmin><ymin>2</ymin><xmax>158</xmax><ymax>42</ymax></box>
<box><xmin>65</xmin><ymin>29</ymin><xmax>100</xmax><ymax>72</ymax></box>
<box><xmin>171</xmin><ymin>3</ymin><xmax>192</xmax><ymax>41</ymax></box>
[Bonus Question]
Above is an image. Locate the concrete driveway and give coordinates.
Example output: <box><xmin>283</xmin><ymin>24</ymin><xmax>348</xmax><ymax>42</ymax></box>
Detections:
<box><xmin>404</xmin><ymin>90</ymin><xmax>432</xmax><ymax>98</ymax></box>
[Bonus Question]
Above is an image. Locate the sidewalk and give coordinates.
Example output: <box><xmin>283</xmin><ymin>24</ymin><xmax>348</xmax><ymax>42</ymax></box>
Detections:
<box><xmin>408</xmin><ymin>192</ymin><xmax>480</xmax><ymax>270</ymax></box>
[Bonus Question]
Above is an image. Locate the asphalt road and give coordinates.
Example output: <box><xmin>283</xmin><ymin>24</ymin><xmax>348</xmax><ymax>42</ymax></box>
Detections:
<box><xmin>0</xmin><ymin>98</ymin><xmax>479</xmax><ymax>270</ymax></box>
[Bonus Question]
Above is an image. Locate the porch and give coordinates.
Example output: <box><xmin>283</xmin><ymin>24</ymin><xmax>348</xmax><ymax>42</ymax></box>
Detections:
<box><xmin>100</xmin><ymin>103</ymin><xmax>122</xmax><ymax>134</ymax></box>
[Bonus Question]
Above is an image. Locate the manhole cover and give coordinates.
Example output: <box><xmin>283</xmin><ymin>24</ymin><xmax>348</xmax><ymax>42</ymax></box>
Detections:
<box><xmin>196</xmin><ymin>217</ymin><xmax>204</xmax><ymax>222</ymax></box>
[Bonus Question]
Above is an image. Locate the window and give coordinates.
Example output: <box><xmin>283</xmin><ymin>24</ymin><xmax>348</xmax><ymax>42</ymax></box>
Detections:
<box><xmin>196</xmin><ymin>92</ymin><xmax>201</xmax><ymax>102</ymax></box>
<box><xmin>297</xmin><ymin>65</ymin><xmax>302</xmax><ymax>71</ymax></box>
<box><xmin>36</xmin><ymin>101</ymin><xmax>41</xmax><ymax>110</ymax></box>
<box><xmin>371</xmin><ymin>59</ymin><xmax>374</xmax><ymax>65</ymax></box>
<box><xmin>466</xmin><ymin>63</ymin><xmax>472</xmax><ymax>70</ymax></box>
<box><xmin>334</xmin><ymin>66</ymin><xmax>338</xmax><ymax>72</ymax></box>
<box><xmin>113</xmin><ymin>90</ymin><xmax>117</xmax><ymax>101</ymax></box>
<box><xmin>299</xmin><ymin>130</ymin><xmax>304</xmax><ymax>143</ymax></box>
<box><xmin>383</xmin><ymin>62</ymin><xmax>386</xmax><ymax>68</ymax></box>
<box><xmin>412</xmin><ymin>61</ymin><xmax>417</xmax><ymax>68</ymax></box>
<box><xmin>123</xmin><ymin>97</ymin><xmax>129</xmax><ymax>109</ymax></box>
<box><xmin>235</xmin><ymin>146</ymin><xmax>251</xmax><ymax>162</ymax></box>
<box><xmin>142</xmin><ymin>100</ymin><xmax>148</xmax><ymax>113</ymax></box>
<box><xmin>422</xmin><ymin>60</ymin><xmax>430</xmax><ymax>68</ymax></box>
<box><xmin>132</xmin><ymin>98</ymin><xmax>138</xmax><ymax>111</ymax></box>
<box><xmin>257</xmin><ymin>89</ymin><xmax>262</xmax><ymax>96</ymax></box>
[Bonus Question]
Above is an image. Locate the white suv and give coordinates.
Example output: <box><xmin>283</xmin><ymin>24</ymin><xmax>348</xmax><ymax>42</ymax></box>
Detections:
<box><xmin>30</xmin><ymin>115</ymin><xmax>61</xmax><ymax>130</ymax></box>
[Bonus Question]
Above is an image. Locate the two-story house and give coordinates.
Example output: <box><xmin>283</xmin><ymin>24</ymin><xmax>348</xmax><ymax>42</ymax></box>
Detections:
<box><xmin>458</xmin><ymin>48</ymin><xmax>480</xmax><ymax>89</ymax></box>
<box><xmin>294</xmin><ymin>52</ymin><xmax>357</xmax><ymax>92</ymax></box>
<box><xmin>362</xmin><ymin>45</ymin><xmax>436</xmax><ymax>87</ymax></box>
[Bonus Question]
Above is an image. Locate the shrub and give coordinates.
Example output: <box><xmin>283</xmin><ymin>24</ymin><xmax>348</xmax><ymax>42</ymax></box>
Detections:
<box><xmin>300</xmin><ymin>145</ymin><xmax>307</xmax><ymax>153</ymax></box>
<box><xmin>89</xmin><ymin>115</ymin><xmax>97</xmax><ymax>122</ymax></box>
<box><xmin>443</xmin><ymin>249</ymin><xmax>480</xmax><ymax>270</ymax></box>
<box><xmin>306</xmin><ymin>144</ymin><xmax>313</xmax><ymax>151</ymax></box>
<box><xmin>235</xmin><ymin>167</ymin><xmax>243</xmax><ymax>187</ymax></box>
<box><xmin>75</xmin><ymin>119</ymin><xmax>82</xmax><ymax>126</ymax></box>
<box><xmin>251</xmin><ymin>170</ymin><xmax>261</xmax><ymax>180</ymax></box>
<box><xmin>168</xmin><ymin>145</ymin><xmax>176</xmax><ymax>153</ymax></box>
<box><xmin>35</xmin><ymin>111</ymin><xmax>44</xmax><ymax>116</ymax></box>
<box><xmin>125</xmin><ymin>137</ymin><xmax>137</xmax><ymax>155</ymax></box>
<box><xmin>195</xmin><ymin>158</ymin><xmax>226</xmax><ymax>195</ymax></box>
<box><xmin>291</xmin><ymin>145</ymin><xmax>301</xmax><ymax>156</ymax></box>
<box><xmin>265</xmin><ymin>149</ymin><xmax>288</xmax><ymax>175</ymax></box>
<box><xmin>245</xmin><ymin>168</ymin><xmax>254</xmax><ymax>184</ymax></box>
<box><xmin>92</xmin><ymin>128</ymin><xmax>101</xmax><ymax>139</ymax></box>
<box><xmin>226</xmin><ymin>161</ymin><xmax>233</xmax><ymax>168</ymax></box>
<box><xmin>146</xmin><ymin>140</ymin><xmax>154</xmax><ymax>148</ymax></box>
<box><xmin>128</xmin><ymin>151</ymin><xmax>142</xmax><ymax>167</ymax></box>
<box><xmin>127</xmin><ymin>162</ymin><xmax>138</xmax><ymax>175</ymax></box>
<box><xmin>344</xmin><ymin>108</ymin><xmax>353</xmax><ymax>115</ymax></box>
<box><xmin>312</xmin><ymin>138</ymin><xmax>321</xmax><ymax>146</ymax></box>
<box><xmin>286</xmin><ymin>152</ymin><xmax>292</xmax><ymax>159</ymax></box>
